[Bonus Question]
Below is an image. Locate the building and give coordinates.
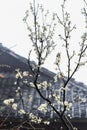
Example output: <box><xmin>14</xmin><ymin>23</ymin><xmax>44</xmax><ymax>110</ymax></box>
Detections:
<box><xmin>0</xmin><ymin>43</ymin><xmax>87</xmax><ymax>119</ymax></box>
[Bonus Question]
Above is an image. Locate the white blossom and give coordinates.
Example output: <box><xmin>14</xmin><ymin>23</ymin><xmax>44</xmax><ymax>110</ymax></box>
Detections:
<box><xmin>37</xmin><ymin>117</ymin><xmax>42</xmax><ymax>123</ymax></box>
<box><xmin>68</xmin><ymin>102</ymin><xmax>72</xmax><ymax>108</ymax></box>
<box><xmin>38</xmin><ymin>103</ymin><xmax>48</xmax><ymax>112</ymax></box>
<box><xmin>53</xmin><ymin>93</ymin><xmax>60</xmax><ymax>101</ymax></box>
<box><xmin>48</xmin><ymin>83</ymin><xmax>52</xmax><ymax>87</ymax></box>
<box><xmin>29</xmin><ymin>113</ymin><xmax>42</xmax><ymax>123</ymax></box>
<box><xmin>58</xmin><ymin>72</ymin><xmax>64</xmax><ymax>79</ymax></box>
<box><xmin>23</xmin><ymin>80</ymin><xmax>28</xmax><ymax>84</ymax></box>
<box><xmin>80</xmin><ymin>98</ymin><xmax>86</xmax><ymax>103</ymax></box>
<box><xmin>64</xmin><ymin>101</ymin><xmax>72</xmax><ymax>110</ymax></box>
<box><xmin>16</xmin><ymin>87</ymin><xmax>21</xmax><ymax>93</ymax></box>
<box><xmin>73</xmin><ymin>127</ymin><xmax>78</xmax><ymax>130</ymax></box>
<box><xmin>64</xmin><ymin>101</ymin><xmax>69</xmax><ymax>106</ymax></box>
<box><xmin>18</xmin><ymin>109</ymin><xmax>26</xmax><ymax>114</ymax></box>
<box><xmin>15</xmin><ymin>72</ymin><xmax>23</xmax><ymax>79</ymax></box>
<box><xmin>29</xmin><ymin>82</ymin><xmax>35</xmax><ymax>87</ymax></box>
<box><xmin>59</xmin><ymin>86</ymin><xmax>69</xmax><ymax>93</ymax></box>
<box><xmin>37</xmin><ymin>83</ymin><xmax>42</xmax><ymax>89</ymax></box>
<box><xmin>14</xmin><ymin>81</ymin><xmax>17</xmax><ymax>85</ymax></box>
<box><xmin>3</xmin><ymin>98</ymin><xmax>14</xmax><ymax>105</ymax></box>
<box><xmin>42</xmin><ymin>81</ymin><xmax>48</xmax><ymax>88</ymax></box>
<box><xmin>28</xmin><ymin>95</ymin><xmax>33</xmax><ymax>102</ymax></box>
<box><xmin>43</xmin><ymin>121</ymin><xmax>50</xmax><ymax>125</ymax></box>
<box><xmin>12</xmin><ymin>103</ymin><xmax>17</xmax><ymax>110</ymax></box>
<box><xmin>53</xmin><ymin>75</ymin><xmax>58</xmax><ymax>82</ymax></box>
<box><xmin>59</xmin><ymin>101</ymin><xmax>63</xmax><ymax>106</ymax></box>
<box><xmin>23</xmin><ymin>71</ymin><xmax>29</xmax><ymax>77</ymax></box>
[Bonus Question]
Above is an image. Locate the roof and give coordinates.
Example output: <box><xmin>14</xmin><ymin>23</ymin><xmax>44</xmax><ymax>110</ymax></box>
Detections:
<box><xmin>0</xmin><ymin>43</ymin><xmax>55</xmax><ymax>78</ymax></box>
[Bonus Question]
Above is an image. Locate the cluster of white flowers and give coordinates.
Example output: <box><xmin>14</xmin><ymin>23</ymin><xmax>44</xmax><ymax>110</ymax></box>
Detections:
<box><xmin>43</xmin><ymin>121</ymin><xmax>50</xmax><ymax>125</ymax></box>
<box><xmin>53</xmin><ymin>93</ymin><xmax>60</xmax><ymax>102</ymax></box>
<box><xmin>59</xmin><ymin>101</ymin><xmax>63</xmax><ymax>106</ymax></box>
<box><xmin>14</xmin><ymin>81</ymin><xmax>17</xmax><ymax>85</ymax></box>
<box><xmin>53</xmin><ymin>73</ymin><xmax>64</xmax><ymax>82</ymax></box>
<box><xmin>59</xmin><ymin>86</ymin><xmax>70</xmax><ymax>92</ymax></box>
<box><xmin>29</xmin><ymin>82</ymin><xmax>35</xmax><ymax>87</ymax></box>
<box><xmin>23</xmin><ymin>71</ymin><xmax>29</xmax><ymax>77</ymax></box>
<box><xmin>3</xmin><ymin>98</ymin><xmax>14</xmax><ymax>105</ymax></box>
<box><xmin>73</xmin><ymin>127</ymin><xmax>78</xmax><ymax>130</ymax></box>
<box><xmin>15</xmin><ymin>70</ymin><xmax>23</xmax><ymax>79</ymax></box>
<box><xmin>28</xmin><ymin>95</ymin><xmax>33</xmax><ymax>102</ymax></box>
<box><xmin>15</xmin><ymin>87</ymin><xmax>22</xmax><ymax>96</ymax></box>
<box><xmin>74</xmin><ymin>96</ymin><xmax>86</xmax><ymax>103</ymax></box>
<box><xmin>48</xmin><ymin>83</ymin><xmax>52</xmax><ymax>87</ymax></box>
<box><xmin>80</xmin><ymin>98</ymin><xmax>86</xmax><ymax>103</ymax></box>
<box><xmin>53</xmin><ymin>75</ymin><xmax>58</xmax><ymax>82</ymax></box>
<box><xmin>38</xmin><ymin>103</ymin><xmax>48</xmax><ymax>113</ymax></box>
<box><xmin>37</xmin><ymin>83</ymin><xmax>42</xmax><ymax>89</ymax></box>
<box><xmin>41</xmin><ymin>81</ymin><xmax>48</xmax><ymax>89</ymax></box>
<box><xmin>12</xmin><ymin>103</ymin><xmax>17</xmax><ymax>110</ymax></box>
<box><xmin>15</xmin><ymin>69</ymin><xmax>29</xmax><ymax>79</ymax></box>
<box><xmin>64</xmin><ymin>101</ymin><xmax>72</xmax><ymax>110</ymax></box>
<box><xmin>67</xmin><ymin>114</ymin><xmax>72</xmax><ymax>118</ymax></box>
<box><xmin>23</xmin><ymin>80</ymin><xmax>28</xmax><ymax>84</ymax></box>
<box><xmin>29</xmin><ymin>113</ymin><xmax>42</xmax><ymax>123</ymax></box>
<box><xmin>18</xmin><ymin>109</ymin><xmax>26</xmax><ymax>114</ymax></box>
<box><xmin>37</xmin><ymin>81</ymin><xmax>51</xmax><ymax>89</ymax></box>
<box><xmin>3</xmin><ymin>98</ymin><xmax>18</xmax><ymax>111</ymax></box>
<box><xmin>58</xmin><ymin>72</ymin><xmax>64</xmax><ymax>79</ymax></box>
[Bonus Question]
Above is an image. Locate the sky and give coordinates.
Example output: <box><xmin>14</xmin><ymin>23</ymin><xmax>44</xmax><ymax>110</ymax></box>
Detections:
<box><xmin>0</xmin><ymin>0</ymin><xmax>87</xmax><ymax>85</ymax></box>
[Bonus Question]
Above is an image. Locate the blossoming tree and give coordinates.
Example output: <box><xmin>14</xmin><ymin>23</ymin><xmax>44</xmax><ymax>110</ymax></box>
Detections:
<box><xmin>3</xmin><ymin>0</ymin><xmax>87</xmax><ymax>130</ymax></box>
